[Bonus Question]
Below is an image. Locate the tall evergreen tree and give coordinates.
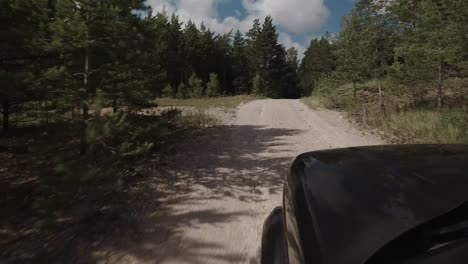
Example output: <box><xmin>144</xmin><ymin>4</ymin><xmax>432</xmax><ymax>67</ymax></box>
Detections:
<box><xmin>48</xmin><ymin>0</ymin><xmax>145</xmax><ymax>119</ymax></box>
<box><xmin>188</xmin><ymin>73</ymin><xmax>204</xmax><ymax>98</ymax></box>
<box><xmin>354</xmin><ymin>0</ymin><xmax>398</xmax><ymax>116</ymax></box>
<box><xmin>286</xmin><ymin>47</ymin><xmax>299</xmax><ymax>71</ymax></box>
<box><xmin>232</xmin><ymin>31</ymin><xmax>251</xmax><ymax>94</ymax></box>
<box><xmin>206</xmin><ymin>73</ymin><xmax>221</xmax><ymax>97</ymax></box>
<box><xmin>198</xmin><ymin>23</ymin><xmax>216</xmax><ymax>81</ymax></box>
<box><xmin>299</xmin><ymin>37</ymin><xmax>336</xmax><ymax>96</ymax></box>
<box><xmin>335</xmin><ymin>10</ymin><xmax>369</xmax><ymax>97</ymax></box>
<box><xmin>214</xmin><ymin>32</ymin><xmax>233</xmax><ymax>95</ymax></box>
<box><xmin>0</xmin><ymin>0</ymin><xmax>50</xmax><ymax>131</ymax></box>
<box><xmin>394</xmin><ymin>0</ymin><xmax>466</xmax><ymax>109</ymax></box>
<box><xmin>259</xmin><ymin>16</ymin><xmax>281</xmax><ymax>97</ymax></box>
<box><xmin>245</xmin><ymin>18</ymin><xmax>262</xmax><ymax>75</ymax></box>
<box><xmin>182</xmin><ymin>20</ymin><xmax>201</xmax><ymax>82</ymax></box>
<box><xmin>166</xmin><ymin>14</ymin><xmax>184</xmax><ymax>88</ymax></box>
<box><xmin>283</xmin><ymin>47</ymin><xmax>301</xmax><ymax>98</ymax></box>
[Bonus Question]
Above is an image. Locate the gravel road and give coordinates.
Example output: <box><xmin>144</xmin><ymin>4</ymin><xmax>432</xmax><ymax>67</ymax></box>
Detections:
<box><xmin>99</xmin><ymin>99</ymin><xmax>383</xmax><ymax>264</ymax></box>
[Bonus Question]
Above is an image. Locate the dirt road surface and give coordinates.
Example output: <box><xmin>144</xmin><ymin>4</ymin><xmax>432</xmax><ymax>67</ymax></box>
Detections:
<box><xmin>97</xmin><ymin>99</ymin><xmax>383</xmax><ymax>264</ymax></box>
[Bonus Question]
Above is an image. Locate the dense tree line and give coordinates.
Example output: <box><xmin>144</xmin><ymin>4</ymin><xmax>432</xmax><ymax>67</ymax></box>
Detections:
<box><xmin>0</xmin><ymin>0</ymin><xmax>301</xmax><ymax>132</ymax></box>
<box><xmin>299</xmin><ymin>0</ymin><xmax>468</xmax><ymax>111</ymax></box>
<box><xmin>299</xmin><ymin>33</ymin><xmax>336</xmax><ymax>96</ymax></box>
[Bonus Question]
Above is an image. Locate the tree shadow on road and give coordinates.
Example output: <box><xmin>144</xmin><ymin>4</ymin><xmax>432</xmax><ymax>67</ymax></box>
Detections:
<box><xmin>89</xmin><ymin>125</ymin><xmax>304</xmax><ymax>264</ymax></box>
<box><xmin>0</xmin><ymin>125</ymin><xmax>303</xmax><ymax>263</ymax></box>
<box><xmin>164</xmin><ymin>125</ymin><xmax>304</xmax><ymax>199</ymax></box>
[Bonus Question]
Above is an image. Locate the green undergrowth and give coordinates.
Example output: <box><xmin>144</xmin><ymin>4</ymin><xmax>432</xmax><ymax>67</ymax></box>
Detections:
<box><xmin>304</xmin><ymin>79</ymin><xmax>468</xmax><ymax>144</ymax></box>
<box><xmin>0</xmin><ymin>107</ymin><xmax>218</xmax><ymax>262</ymax></box>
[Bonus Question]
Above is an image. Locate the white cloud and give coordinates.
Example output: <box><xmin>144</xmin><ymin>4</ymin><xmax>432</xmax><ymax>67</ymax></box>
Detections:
<box><xmin>145</xmin><ymin>0</ymin><xmax>327</xmax><ymax>54</ymax></box>
<box><xmin>278</xmin><ymin>32</ymin><xmax>307</xmax><ymax>60</ymax></box>
<box><xmin>242</xmin><ymin>0</ymin><xmax>330</xmax><ymax>34</ymax></box>
<box><xmin>147</xmin><ymin>0</ymin><xmax>234</xmax><ymax>33</ymax></box>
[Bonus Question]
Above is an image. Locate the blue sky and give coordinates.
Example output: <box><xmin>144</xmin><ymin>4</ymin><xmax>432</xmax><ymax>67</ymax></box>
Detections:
<box><xmin>218</xmin><ymin>0</ymin><xmax>354</xmax><ymax>36</ymax></box>
<box><xmin>324</xmin><ymin>0</ymin><xmax>356</xmax><ymax>33</ymax></box>
<box><xmin>146</xmin><ymin>0</ymin><xmax>355</xmax><ymax>58</ymax></box>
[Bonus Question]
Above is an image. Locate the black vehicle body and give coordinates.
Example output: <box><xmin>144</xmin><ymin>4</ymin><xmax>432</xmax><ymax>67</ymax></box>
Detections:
<box><xmin>262</xmin><ymin>145</ymin><xmax>468</xmax><ymax>264</ymax></box>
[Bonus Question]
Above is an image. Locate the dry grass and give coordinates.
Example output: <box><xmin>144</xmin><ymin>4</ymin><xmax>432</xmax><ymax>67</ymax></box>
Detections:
<box><xmin>301</xmin><ymin>97</ymin><xmax>324</xmax><ymax>110</ymax></box>
<box><xmin>156</xmin><ymin>95</ymin><xmax>262</xmax><ymax>110</ymax></box>
<box><xmin>383</xmin><ymin>110</ymin><xmax>468</xmax><ymax>144</ymax></box>
<box><xmin>304</xmin><ymin>78</ymin><xmax>468</xmax><ymax>144</ymax></box>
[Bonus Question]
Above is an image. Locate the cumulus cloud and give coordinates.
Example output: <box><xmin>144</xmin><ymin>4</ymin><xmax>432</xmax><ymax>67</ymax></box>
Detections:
<box><xmin>242</xmin><ymin>0</ymin><xmax>329</xmax><ymax>34</ymax></box>
<box><xmin>145</xmin><ymin>0</ymin><xmax>327</xmax><ymax>56</ymax></box>
<box><xmin>278</xmin><ymin>32</ymin><xmax>307</xmax><ymax>60</ymax></box>
<box><xmin>146</xmin><ymin>0</ymin><xmax>232</xmax><ymax>33</ymax></box>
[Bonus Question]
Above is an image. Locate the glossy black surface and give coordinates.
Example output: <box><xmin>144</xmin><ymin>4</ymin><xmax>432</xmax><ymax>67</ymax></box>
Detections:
<box><xmin>284</xmin><ymin>145</ymin><xmax>468</xmax><ymax>264</ymax></box>
<box><xmin>262</xmin><ymin>207</ymin><xmax>287</xmax><ymax>264</ymax></box>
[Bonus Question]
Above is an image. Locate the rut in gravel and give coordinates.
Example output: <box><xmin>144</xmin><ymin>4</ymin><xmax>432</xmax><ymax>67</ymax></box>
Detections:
<box><xmin>96</xmin><ymin>99</ymin><xmax>383</xmax><ymax>264</ymax></box>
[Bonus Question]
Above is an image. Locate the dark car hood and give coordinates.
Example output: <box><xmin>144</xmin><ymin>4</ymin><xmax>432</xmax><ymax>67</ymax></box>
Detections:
<box><xmin>289</xmin><ymin>145</ymin><xmax>468</xmax><ymax>264</ymax></box>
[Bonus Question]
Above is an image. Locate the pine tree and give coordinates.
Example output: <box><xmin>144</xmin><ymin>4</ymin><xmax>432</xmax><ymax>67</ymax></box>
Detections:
<box><xmin>335</xmin><ymin>10</ymin><xmax>369</xmax><ymax>97</ymax></box>
<box><xmin>176</xmin><ymin>83</ymin><xmax>188</xmax><ymax>99</ymax></box>
<box><xmin>198</xmin><ymin>23</ymin><xmax>216</xmax><ymax>81</ymax></box>
<box><xmin>166</xmin><ymin>14</ymin><xmax>184</xmax><ymax>87</ymax></box>
<box><xmin>232</xmin><ymin>31</ymin><xmax>250</xmax><ymax>94</ymax></box>
<box><xmin>246</xmin><ymin>19</ymin><xmax>262</xmax><ymax>74</ymax></box>
<box><xmin>353</xmin><ymin>0</ymin><xmax>398</xmax><ymax>116</ymax></box>
<box><xmin>138</xmin><ymin>10</ymin><xmax>170</xmax><ymax>97</ymax></box>
<box><xmin>258</xmin><ymin>16</ymin><xmax>279</xmax><ymax>96</ymax></box>
<box><xmin>213</xmin><ymin>32</ymin><xmax>232</xmax><ymax>95</ymax></box>
<box><xmin>300</xmin><ymin>37</ymin><xmax>336</xmax><ymax>96</ymax></box>
<box><xmin>189</xmin><ymin>73</ymin><xmax>204</xmax><ymax>98</ymax></box>
<box><xmin>48</xmin><ymin>0</ymin><xmax>144</xmax><ymax>119</ymax></box>
<box><xmin>182</xmin><ymin>20</ymin><xmax>201</xmax><ymax>82</ymax></box>
<box><xmin>286</xmin><ymin>47</ymin><xmax>299</xmax><ymax>71</ymax></box>
<box><xmin>394</xmin><ymin>0</ymin><xmax>465</xmax><ymax>110</ymax></box>
<box><xmin>252</xmin><ymin>73</ymin><xmax>263</xmax><ymax>96</ymax></box>
<box><xmin>268</xmin><ymin>44</ymin><xmax>290</xmax><ymax>98</ymax></box>
<box><xmin>206</xmin><ymin>73</ymin><xmax>221</xmax><ymax>97</ymax></box>
<box><xmin>284</xmin><ymin>48</ymin><xmax>301</xmax><ymax>98</ymax></box>
<box><xmin>0</xmin><ymin>0</ymin><xmax>50</xmax><ymax>132</ymax></box>
<box><xmin>162</xmin><ymin>84</ymin><xmax>175</xmax><ymax>98</ymax></box>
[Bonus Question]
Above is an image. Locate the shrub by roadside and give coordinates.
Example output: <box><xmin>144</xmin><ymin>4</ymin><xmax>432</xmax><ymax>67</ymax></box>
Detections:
<box><xmin>302</xmin><ymin>79</ymin><xmax>468</xmax><ymax>144</ymax></box>
<box><xmin>0</xmin><ymin>107</ymin><xmax>219</xmax><ymax>262</ymax></box>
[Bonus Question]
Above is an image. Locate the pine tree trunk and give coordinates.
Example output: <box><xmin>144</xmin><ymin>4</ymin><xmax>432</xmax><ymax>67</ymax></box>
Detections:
<box><xmin>223</xmin><ymin>55</ymin><xmax>227</xmax><ymax>95</ymax></box>
<box><xmin>353</xmin><ymin>80</ymin><xmax>357</xmax><ymax>98</ymax></box>
<box><xmin>82</xmin><ymin>48</ymin><xmax>90</xmax><ymax>120</ymax></box>
<box><xmin>437</xmin><ymin>62</ymin><xmax>443</xmax><ymax>111</ymax></box>
<box><xmin>2</xmin><ymin>97</ymin><xmax>9</xmax><ymax>132</ymax></box>
<box><xmin>112</xmin><ymin>96</ymin><xmax>118</xmax><ymax>113</ymax></box>
<box><xmin>44</xmin><ymin>98</ymin><xmax>49</xmax><ymax>125</ymax></box>
<box><xmin>80</xmin><ymin>47</ymin><xmax>90</xmax><ymax>155</ymax></box>
<box><xmin>378</xmin><ymin>80</ymin><xmax>386</xmax><ymax>119</ymax></box>
<box><xmin>79</xmin><ymin>121</ymin><xmax>87</xmax><ymax>156</ymax></box>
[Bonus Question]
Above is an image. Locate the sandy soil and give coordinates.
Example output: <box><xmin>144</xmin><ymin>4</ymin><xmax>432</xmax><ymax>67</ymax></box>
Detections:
<box><xmin>95</xmin><ymin>99</ymin><xmax>383</xmax><ymax>264</ymax></box>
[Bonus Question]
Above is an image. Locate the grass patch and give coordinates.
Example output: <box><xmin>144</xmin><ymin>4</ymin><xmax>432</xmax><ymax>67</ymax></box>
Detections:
<box><xmin>156</xmin><ymin>95</ymin><xmax>262</xmax><ymax>110</ymax></box>
<box><xmin>383</xmin><ymin>110</ymin><xmax>468</xmax><ymax>144</ymax></box>
<box><xmin>301</xmin><ymin>97</ymin><xmax>325</xmax><ymax>109</ymax></box>
<box><xmin>177</xmin><ymin>110</ymin><xmax>222</xmax><ymax>127</ymax></box>
<box><xmin>305</xmin><ymin>78</ymin><xmax>468</xmax><ymax>144</ymax></box>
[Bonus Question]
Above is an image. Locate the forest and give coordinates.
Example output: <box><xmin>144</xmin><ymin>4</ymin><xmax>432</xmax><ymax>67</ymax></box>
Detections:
<box><xmin>1</xmin><ymin>0</ymin><xmax>300</xmax><ymax>133</ymax></box>
<box><xmin>1</xmin><ymin>1</ymin><xmax>300</xmax><ymax>260</ymax></box>
<box><xmin>1</xmin><ymin>0</ymin><xmax>467</xmax><ymax>262</ymax></box>
<box><xmin>300</xmin><ymin>0</ymin><xmax>467</xmax><ymax>143</ymax></box>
